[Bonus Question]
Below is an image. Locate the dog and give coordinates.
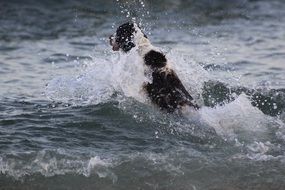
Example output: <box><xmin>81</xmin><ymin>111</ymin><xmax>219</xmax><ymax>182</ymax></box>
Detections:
<box><xmin>109</xmin><ymin>22</ymin><xmax>199</xmax><ymax>113</ymax></box>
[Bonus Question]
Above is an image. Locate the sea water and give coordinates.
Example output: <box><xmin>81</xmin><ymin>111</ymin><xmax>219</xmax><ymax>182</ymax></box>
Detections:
<box><xmin>0</xmin><ymin>0</ymin><xmax>285</xmax><ymax>189</ymax></box>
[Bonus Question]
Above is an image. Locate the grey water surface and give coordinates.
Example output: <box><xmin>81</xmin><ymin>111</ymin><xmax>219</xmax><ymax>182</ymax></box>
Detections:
<box><xmin>0</xmin><ymin>0</ymin><xmax>285</xmax><ymax>189</ymax></box>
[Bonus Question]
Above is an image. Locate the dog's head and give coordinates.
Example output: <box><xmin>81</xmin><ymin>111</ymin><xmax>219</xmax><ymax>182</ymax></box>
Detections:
<box><xmin>109</xmin><ymin>22</ymin><xmax>147</xmax><ymax>53</ymax></box>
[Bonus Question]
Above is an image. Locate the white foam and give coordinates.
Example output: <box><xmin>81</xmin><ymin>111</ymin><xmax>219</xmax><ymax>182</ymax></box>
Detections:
<box><xmin>0</xmin><ymin>150</ymin><xmax>117</xmax><ymax>181</ymax></box>
<box><xmin>45</xmin><ymin>50</ymin><xmax>149</xmax><ymax>105</ymax></box>
<box><xmin>167</xmin><ymin>50</ymin><xmax>209</xmax><ymax>104</ymax></box>
<box><xmin>84</xmin><ymin>156</ymin><xmax>117</xmax><ymax>182</ymax></box>
<box><xmin>45</xmin><ymin>47</ymin><xmax>285</xmax><ymax>145</ymax></box>
<box><xmin>199</xmin><ymin>94</ymin><xmax>268</xmax><ymax>140</ymax></box>
<box><xmin>45</xmin><ymin>46</ymin><xmax>210</xmax><ymax>107</ymax></box>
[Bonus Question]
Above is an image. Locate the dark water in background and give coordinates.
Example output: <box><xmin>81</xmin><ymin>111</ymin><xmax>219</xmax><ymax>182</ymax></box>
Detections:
<box><xmin>1</xmin><ymin>0</ymin><xmax>285</xmax><ymax>189</ymax></box>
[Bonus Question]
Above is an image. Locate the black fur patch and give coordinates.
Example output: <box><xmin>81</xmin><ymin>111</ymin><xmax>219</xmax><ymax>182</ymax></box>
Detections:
<box><xmin>115</xmin><ymin>22</ymin><xmax>136</xmax><ymax>52</ymax></box>
<box><xmin>144</xmin><ymin>69</ymin><xmax>199</xmax><ymax>112</ymax></box>
<box><xmin>144</xmin><ymin>50</ymin><xmax>167</xmax><ymax>68</ymax></box>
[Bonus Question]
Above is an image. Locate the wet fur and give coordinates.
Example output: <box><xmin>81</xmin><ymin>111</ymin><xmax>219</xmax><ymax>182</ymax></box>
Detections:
<box><xmin>110</xmin><ymin>22</ymin><xmax>199</xmax><ymax>112</ymax></box>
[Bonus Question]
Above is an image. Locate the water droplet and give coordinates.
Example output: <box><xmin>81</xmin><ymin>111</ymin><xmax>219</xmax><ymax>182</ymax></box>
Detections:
<box><xmin>273</xmin><ymin>103</ymin><xmax>277</xmax><ymax>110</ymax></box>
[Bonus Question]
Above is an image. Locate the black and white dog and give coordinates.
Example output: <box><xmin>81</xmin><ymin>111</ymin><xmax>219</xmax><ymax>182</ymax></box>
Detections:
<box><xmin>110</xmin><ymin>22</ymin><xmax>199</xmax><ymax>113</ymax></box>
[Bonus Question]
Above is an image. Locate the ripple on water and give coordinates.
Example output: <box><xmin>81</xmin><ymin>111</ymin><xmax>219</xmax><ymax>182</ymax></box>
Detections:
<box><xmin>0</xmin><ymin>0</ymin><xmax>285</xmax><ymax>189</ymax></box>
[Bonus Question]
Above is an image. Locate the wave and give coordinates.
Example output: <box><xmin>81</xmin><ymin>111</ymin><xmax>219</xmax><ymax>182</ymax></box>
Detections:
<box><xmin>45</xmin><ymin>48</ymin><xmax>285</xmax><ymax>116</ymax></box>
<box><xmin>1</xmin><ymin>0</ymin><xmax>285</xmax><ymax>188</ymax></box>
<box><xmin>1</xmin><ymin>140</ymin><xmax>285</xmax><ymax>188</ymax></box>
<box><xmin>203</xmin><ymin>80</ymin><xmax>285</xmax><ymax>116</ymax></box>
<box><xmin>44</xmin><ymin>47</ymin><xmax>285</xmax><ymax>147</ymax></box>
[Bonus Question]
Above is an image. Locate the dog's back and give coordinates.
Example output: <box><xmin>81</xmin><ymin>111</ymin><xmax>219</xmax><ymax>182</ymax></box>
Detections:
<box><xmin>144</xmin><ymin>67</ymin><xmax>198</xmax><ymax>112</ymax></box>
<box><xmin>143</xmin><ymin>50</ymin><xmax>198</xmax><ymax>112</ymax></box>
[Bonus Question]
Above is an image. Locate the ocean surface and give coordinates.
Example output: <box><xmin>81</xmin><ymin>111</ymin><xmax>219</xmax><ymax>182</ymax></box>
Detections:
<box><xmin>1</xmin><ymin>0</ymin><xmax>285</xmax><ymax>189</ymax></box>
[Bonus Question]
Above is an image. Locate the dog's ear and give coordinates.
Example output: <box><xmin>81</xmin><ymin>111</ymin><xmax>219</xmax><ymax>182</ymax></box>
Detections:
<box><xmin>115</xmin><ymin>22</ymin><xmax>136</xmax><ymax>52</ymax></box>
